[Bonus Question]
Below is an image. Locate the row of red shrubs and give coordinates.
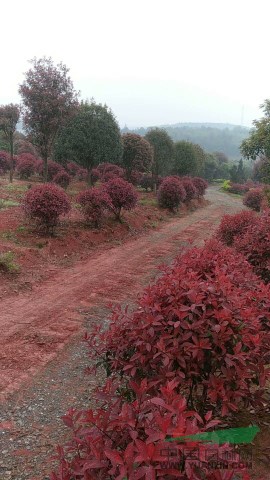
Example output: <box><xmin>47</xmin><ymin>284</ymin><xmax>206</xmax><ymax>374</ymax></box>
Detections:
<box><xmin>51</xmin><ymin>240</ymin><xmax>270</xmax><ymax>479</ymax></box>
<box><xmin>216</xmin><ymin>209</ymin><xmax>270</xmax><ymax>283</ymax></box>
<box><xmin>225</xmin><ymin>179</ymin><xmax>269</xmax><ymax>212</ymax></box>
<box><xmin>21</xmin><ymin>172</ymin><xmax>208</xmax><ymax>233</ymax></box>
<box><xmin>50</xmin><ymin>209</ymin><xmax>270</xmax><ymax>478</ymax></box>
<box><xmin>22</xmin><ymin>177</ymin><xmax>139</xmax><ymax>233</ymax></box>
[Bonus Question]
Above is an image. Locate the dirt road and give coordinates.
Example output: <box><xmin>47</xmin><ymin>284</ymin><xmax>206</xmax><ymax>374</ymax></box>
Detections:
<box><xmin>0</xmin><ymin>187</ymin><xmax>246</xmax><ymax>479</ymax></box>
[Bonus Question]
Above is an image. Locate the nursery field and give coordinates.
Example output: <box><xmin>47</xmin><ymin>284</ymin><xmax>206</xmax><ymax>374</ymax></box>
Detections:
<box><xmin>2</xmin><ymin>185</ymin><xmax>269</xmax><ymax>480</ymax></box>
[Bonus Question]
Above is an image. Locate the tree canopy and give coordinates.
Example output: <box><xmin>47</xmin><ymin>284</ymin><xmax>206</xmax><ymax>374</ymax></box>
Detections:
<box><xmin>54</xmin><ymin>100</ymin><xmax>123</xmax><ymax>180</ymax></box>
<box><xmin>19</xmin><ymin>57</ymin><xmax>79</xmax><ymax>181</ymax></box>
<box><xmin>0</xmin><ymin>103</ymin><xmax>20</xmax><ymax>182</ymax></box>
<box><xmin>122</xmin><ymin>133</ymin><xmax>153</xmax><ymax>181</ymax></box>
<box><xmin>144</xmin><ymin>128</ymin><xmax>174</xmax><ymax>177</ymax></box>
<box><xmin>173</xmin><ymin>140</ymin><xmax>205</xmax><ymax>176</ymax></box>
<box><xmin>241</xmin><ymin>100</ymin><xmax>270</xmax><ymax>160</ymax></box>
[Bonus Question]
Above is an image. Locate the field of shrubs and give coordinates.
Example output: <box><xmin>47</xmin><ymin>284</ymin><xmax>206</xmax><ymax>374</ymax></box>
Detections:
<box><xmin>47</xmin><ymin>199</ymin><xmax>270</xmax><ymax>480</ymax></box>
<box><xmin>1</xmin><ymin>151</ymin><xmax>270</xmax><ymax>480</ymax></box>
<box><xmin>0</xmin><ymin>152</ymin><xmax>208</xmax><ymax>299</ymax></box>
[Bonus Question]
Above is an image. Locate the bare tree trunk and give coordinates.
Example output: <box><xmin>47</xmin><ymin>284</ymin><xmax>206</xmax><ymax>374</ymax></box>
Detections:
<box><xmin>87</xmin><ymin>167</ymin><xmax>92</xmax><ymax>185</ymax></box>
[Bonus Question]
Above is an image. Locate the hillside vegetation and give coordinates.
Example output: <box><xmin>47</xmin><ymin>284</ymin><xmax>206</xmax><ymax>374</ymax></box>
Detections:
<box><xmin>122</xmin><ymin>123</ymin><xmax>249</xmax><ymax>159</ymax></box>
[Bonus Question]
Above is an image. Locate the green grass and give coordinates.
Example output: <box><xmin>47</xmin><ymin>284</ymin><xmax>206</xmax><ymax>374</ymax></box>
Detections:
<box><xmin>0</xmin><ymin>199</ymin><xmax>19</xmax><ymax>209</ymax></box>
<box><xmin>1</xmin><ymin>230</ymin><xmax>18</xmax><ymax>242</ymax></box>
<box><xmin>139</xmin><ymin>197</ymin><xmax>158</xmax><ymax>207</ymax></box>
<box><xmin>0</xmin><ymin>251</ymin><xmax>20</xmax><ymax>273</ymax></box>
<box><xmin>4</xmin><ymin>183</ymin><xmax>28</xmax><ymax>192</ymax></box>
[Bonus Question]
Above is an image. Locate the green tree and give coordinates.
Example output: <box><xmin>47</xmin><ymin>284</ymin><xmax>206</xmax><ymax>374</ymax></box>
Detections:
<box><xmin>173</xmin><ymin>140</ymin><xmax>202</xmax><ymax>176</ymax></box>
<box><xmin>122</xmin><ymin>133</ymin><xmax>153</xmax><ymax>182</ymax></box>
<box><xmin>241</xmin><ymin>99</ymin><xmax>270</xmax><ymax>161</ymax></box>
<box><xmin>204</xmin><ymin>154</ymin><xmax>218</xmax><ymax>181</ymax></box>
<box><xmin>19</xmin><ymin>57</ymin><xmax>79</xmax><ymax>181</ymax></box>
<box><xmin>0</xmin><ymin>104</ymin><xmax>20</xmax><ymax>182</ymax></box>
<box><xmin>54</xmin><ymin>100</ymin><xmax>123</xmax><ymax>182</ymax></box>
<box><xmin>144</xmin><ymin>128</ymin><xmax>174</xmax><ymax>177</ymax></box>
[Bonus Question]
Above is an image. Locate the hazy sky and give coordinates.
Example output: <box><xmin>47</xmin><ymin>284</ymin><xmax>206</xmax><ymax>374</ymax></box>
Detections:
<box><xmin>1</xmin><ymin>0</ymin><xmax>269</xmax><ymax>128</ymax></box>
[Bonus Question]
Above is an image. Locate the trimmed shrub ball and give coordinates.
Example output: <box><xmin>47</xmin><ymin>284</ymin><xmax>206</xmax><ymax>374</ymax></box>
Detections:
<box><xmin>22</xmin><ymin>183</ymin><xmax>71</xmax><ymax>234</ymax></box>
<box><xmin>243</xmin><ymin>188</ymin><xmax>264</xmax><ymax>212</ymax></box>
<box><xmin>53</xmin><ymin>170</ymin><xmax>71</xmax><ymax>189</ymax></box>
<box><xmin>77</xmin><ymin>187</ymin><xmax>111</xmax><ymax>227</ymax></box>
<box><xmin>157</xmin><ymin>176</ymin><xmax>186</xmax><ymax>211</ymax></box>
<box><xmin>105</xmin><ymin>177</ymin><xmax>138</xmax><ymax>220</ymax></box>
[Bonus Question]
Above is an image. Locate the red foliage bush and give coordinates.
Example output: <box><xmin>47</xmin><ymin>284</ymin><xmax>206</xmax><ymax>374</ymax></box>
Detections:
<box><xmin>37</xmin><ymin>160</ymin><xmax>63</xmax><ymax>181</ymax></box>
<box><xmin>77</xmin><ymin>187</ymin><xmax>111</xmax><ymax>227</ymax></box>
<box><xmin>192</xmin><ymin>177</ymin><xmax>208</xmax><ymax>197</ymax></box>
<box><xmin>66</xmin><ymin>161</ymin><xmax>79</xmax><ymax>177</ymax></box>
<box><xmin>90</xmin><ymin>167</ymin><xmax>100</xmax><ymax>184</ymax></box>
<box><xmin>96</xmin><ymin>162</ymin><xmax>125</xmax><ymax>182</ymax></box>
<box><xmin>51</xmin><ymin>378</ymin><xmax>242</xmax><ymax>480</ymax></box>
<box><xmin>22</xmin><ymin>183</ymin><xmax>71</xmax><ymax>233</ymax></box>
<box><xmin>105</xmin><ymin>177</ymin><xmax>138</xmax><ymax>220</ymax></box>
<box><xmin>216</xmin><ymin>210</ymin><xmax>258</xmax><ymax>246</ymax></box>
<box><xmin>126</xmin><ymin>169</ymin><xmax>143</xmax><ymax>186</ymax></box>
<box><xmin>181</xmin><ymin>177</ymin><xmax>198</xmax><ymax>201</ymax></box>
<box><xmin>53</xmin><ymin>170</ymin><xmax>71</xmax><ymax>189</ymax></box>
<box><xmin>234</xmin><ymin>210</ymin><xmax>270</xmax><ymax>283</ymax></box>
<box><xmin>157</xmin><ymin>176</ymin><xmax>186</xmax><ymax>211</ymax></box>
<box><xmin>243</xmin><ymin>188</ymin><xmax>264</xmax><ymax>211</ymax></box>
<box><xmin>16</xmin><ymin>153</ymin><xmax>38</xmax><ymax>179</ymax></box>
<box><xmin>228</xmin><ymin>183</ymin><xmax>249</xmax><ymax>194</ymax></box>
<box><xmin>77</xmin><ymin>167</ymin><xmax>88</xmax><ymax>181</ymax></box>
<box><xmin>0</xmin><ymin>150</ymin><xmax>10</xmax><ymax>173</ymax></box>
<box><xmin>88</xmin><ymin>240</ymin><xmax>270</xmax><ymax>418</ymax></box>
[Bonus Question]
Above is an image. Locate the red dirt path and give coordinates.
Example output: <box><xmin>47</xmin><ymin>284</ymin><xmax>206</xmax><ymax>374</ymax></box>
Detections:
<box><xmin>1</xmin><ymin>187</ymin><xmax>268</xmax><ymax>480</ymax></box>
<box><xmin>0</xmin><ymin>186</ymin><xmax>238</xmax><ymax>402</ymax></box>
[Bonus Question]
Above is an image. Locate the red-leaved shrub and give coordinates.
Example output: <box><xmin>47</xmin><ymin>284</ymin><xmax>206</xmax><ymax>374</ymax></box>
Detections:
<box><xmin>243</xmin><ymin>188</ymin><xmax>264</xmax><ymax>211</ymax></box>
<box><xmin>88</xmin><ymin>240</ymin><xmax>270</xmax><ymax>418</ymax></box>
<box><xmin>96</xmin><ymin>163</ymin><xmax>125</xmax><ymax>182</ymax></box>
<box><xmin>125</xmin><ymin>169</ymin><xmax>143</xmax><ymax>186</ymax></box>
<box><xmin>181</xmin><ymin>177</ymin><xmax>198</xmax><ymax>201</ymax></box>
<box><xmin>66</xmin><ymin>162</ymin><xmax>80</xmax><ymax>177</ymax></box>
<box><xmin>192</xmin><ymin>177</ymin><xmax>208</xmax><ymax>197</ymax></box>
<box><xmin>77</xmin><ymin>167</ymin><xmax>88</xmax><ymax>181</ymax></box>
<box><xmin>90</xmin><ymin>167</ymin><xmax>100</xmax><ymax>184</ymax></box>
<box><xmin>157</xmin><ymin>176</ymin><xmax>186</xmax><ymax>211</ymax></box>
<box><xmin>77</xmin><ymin>187</ymin><xmax>111</xmax><ymax>227</ymax></box>
<box><xmin>51</xmin><ymin>378</ymin><xmax>243</xmax><ymax>480</ymax></box>
<box><xmin>105</xmin><ymin>177</ymin><xmax>138</xmax><ymax>220</ymax></box>
<box><xmin>16</xmin><ymin>153</ymin><xmax>38</xmax><ymax>179</ymax></box>
<box><xmin>23</xmin><ymin>184</ymin><xmax>71</xmax><ymax>233</ymax></box>
<box><xmin>0</xmin><ymin>151</ymin><xmax>10</xmax><ymax>173</ymax></box>
<box><xmin>53</xmin><ymin>170</ymin><xmax>71</xmax><ymax>189</ymax></box>
<box><xmin>234</xmin><ymin>210</ymin><xmax>270</xmax><ymax>283</ymax></box>
<box><xmin>37</xmin><ymin>160</ymin><xmax>63</xmax><ymax>181</ymax></box>
<box><xmin>216</xmin><ymin>210</ymin><xmax>258</xmax><ymax>246</ymax></box>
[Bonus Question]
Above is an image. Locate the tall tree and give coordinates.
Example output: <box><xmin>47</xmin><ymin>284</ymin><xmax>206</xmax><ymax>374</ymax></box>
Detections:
<box><xmin>213</xmin><ymin>151</ymin><xmax>229</xmax><ymax>164</ymax></box>
<box><xmin>54</xmin><ymin>100</ymin><xmax>123</xmax><ymax>182</ymax></box>
<box><xmin>0</xmin><ymin>104</ymin><xmax>20</xmax><ymax>182</ymax></box>
<box><xmin>144</xmin><ymin>128</ymin><xmax>174</xmax><ymax>177</ymax></box>
<box><xmin>122</xmin><ymin>133</ymin><xmax>153</xmax><ymax>182</ymax></box>
<box><xmin>19</xmin><ymin>57</ymin><xmax>79</xmax><ymax>181</ymax></box>
<box><xmin>241</xmin><ymin>99</ymin><xmax>270</xmax><ymax>161</ymax></box>
<box><xmin>173</xmin><ymin>141</ymin><xmax>201</xmax><ymax>176</ymax></box>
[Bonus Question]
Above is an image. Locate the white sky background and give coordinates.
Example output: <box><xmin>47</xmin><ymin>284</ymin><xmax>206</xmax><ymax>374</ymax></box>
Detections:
<box><xmin>1</xmin><ymin>0</ymin><xmax>269</xmax><ymax>128</ymax></box>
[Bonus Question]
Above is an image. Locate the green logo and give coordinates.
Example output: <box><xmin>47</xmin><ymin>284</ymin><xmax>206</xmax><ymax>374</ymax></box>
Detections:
<box><xmin>166</xmin><ymin>425</ymin><xmax>260</xmax><ymax>445</ymax></box>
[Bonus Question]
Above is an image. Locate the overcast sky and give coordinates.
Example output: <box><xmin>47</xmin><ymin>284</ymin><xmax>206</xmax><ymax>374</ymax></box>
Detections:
<box><xmin>1</xmin><ymin>0</ymin><xmax>269</xmax><ymax>128</ymax></box>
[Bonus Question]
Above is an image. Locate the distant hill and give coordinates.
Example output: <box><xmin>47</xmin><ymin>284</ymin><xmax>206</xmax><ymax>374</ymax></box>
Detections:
<box><xmin>122</xmin><ymin>123</ymin><xmax>250</xmax><ymax>159</ymax></box>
